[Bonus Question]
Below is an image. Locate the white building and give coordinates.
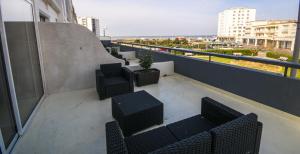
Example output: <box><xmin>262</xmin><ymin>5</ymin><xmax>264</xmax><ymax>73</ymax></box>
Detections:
<box><xmin>2</xmin><ymin>0</ymin><xmax>77</xmax><ymax>23</ymax></box>
<box><xmin>218</xmin><ymin>7</ymin><xmax>256</xmax><ymax>43</ymax></box>
<box><xmin>77</xmin><ymin>17</ymin><xmax>100</xmax><ymax>39</ymax></box>
<box><xmin>36</xmin><ymin>0</ymin><xmax>77</xmax><ymax>23</ymax></box>
<box><xmin>242</xmin><ymin>20</ymin><xmax>297</xmax><ymax>51</ymax></box>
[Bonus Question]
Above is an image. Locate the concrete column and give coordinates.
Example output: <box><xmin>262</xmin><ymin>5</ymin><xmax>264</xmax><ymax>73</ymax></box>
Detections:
<box><xmin>247</xmin><ymin>39</ymin><xmax>250</xmax><ymax>46</ymax></box>
<box><xmin>276</xmin><ymin>41</ymin><xmax>280</xmax><ymax>48</ymax></box>
<box><xmin>264</xmin><ymin>39</ymin><xmax>268</xmax><ymax>48</ymax></box>
<box><xmin>254</xmin><ymin>39</ymin><xmax>258</xmax><ymax>46</ymax></box>
<box><xmin>291</xmin><ymin>0</ymin><xmax>300</xmax><ymax>77</ymax></box>
<box><xmin>291</xmin><ymin>41</ymin><xmax>295</xmax><ymax>51</ymax></box>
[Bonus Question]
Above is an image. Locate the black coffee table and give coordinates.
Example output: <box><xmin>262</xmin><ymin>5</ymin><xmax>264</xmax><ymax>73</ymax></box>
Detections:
<box><xmin>112</xmin><ymin>90</ymin><xmax>164</xmax><ymax>136</ymax></box>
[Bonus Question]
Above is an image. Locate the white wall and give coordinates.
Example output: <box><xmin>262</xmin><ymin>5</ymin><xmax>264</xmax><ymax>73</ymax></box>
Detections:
<box><xmin>2</xmin><ymin>0</ymin><xmax>34</xmax><ymax>21</ymax></box>
<box><xmin>35</xmin><ymin>0</ymin><xmax>60</xmax><ymax>22</ymax></box>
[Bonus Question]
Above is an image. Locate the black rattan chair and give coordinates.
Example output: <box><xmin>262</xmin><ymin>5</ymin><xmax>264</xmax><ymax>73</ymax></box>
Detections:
<box><xmin>96</xmin><ymin>63</ymin><xmax>134</xmax><ymax>100</ymax></box>
<box><xmin>105</xmin><ymin>97</ymin><xmax>263</xmax><ymax>154</ymax></box>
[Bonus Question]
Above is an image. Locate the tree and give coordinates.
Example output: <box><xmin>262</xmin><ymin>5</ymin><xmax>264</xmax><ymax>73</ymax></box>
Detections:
<box><xmin>134</xmin><ymin>39</ymin><xmax>141</xmax><ymax>43</ymax></box>
<box><xmin>139</xmin><ymin>52</ymin><xmax>153</xmax><ymax>71</ymax></box>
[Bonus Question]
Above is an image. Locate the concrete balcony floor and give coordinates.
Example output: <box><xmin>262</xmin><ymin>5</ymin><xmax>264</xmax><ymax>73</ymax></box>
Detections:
<box><xmin>12</xmin><ymin>74</ymin><xmax>300</xmax><ymax>154</ymax></box>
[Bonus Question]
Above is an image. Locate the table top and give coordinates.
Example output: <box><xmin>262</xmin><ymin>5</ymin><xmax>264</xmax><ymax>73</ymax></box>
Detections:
<box><xmin>112</xmin><ymin>90</ymin><xmax>163</xmax><ymax>116</ymax></box>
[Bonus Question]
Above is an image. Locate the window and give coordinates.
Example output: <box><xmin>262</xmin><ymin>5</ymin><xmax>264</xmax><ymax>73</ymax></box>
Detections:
<box><xmin>39</xmin><ymin>13</ymin><xmax>49</xmax><ymax>22</ymax></box>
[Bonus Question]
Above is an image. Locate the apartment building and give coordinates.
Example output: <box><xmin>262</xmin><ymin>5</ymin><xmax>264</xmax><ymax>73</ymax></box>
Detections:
<box><xmin>242</xmin><ymin>20</ymin><xmax>297</xmax><ymax>51</ymax></box>
<box><xmin>77</xmin><ymin>17</ymin><xmax>101</xmax><ymax>39</ymax></box>
<box><xmin>218</xmin><ymin>7</ymin><xmax>256</xmax><ymax>43</ymax></box>
<box><xmin>36</xmin><ymin>0</ymin><xmax>77</xmax><ymax>23</ymax></box>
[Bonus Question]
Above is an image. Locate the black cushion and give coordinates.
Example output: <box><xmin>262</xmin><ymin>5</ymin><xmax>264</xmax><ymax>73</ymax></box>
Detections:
<box><xmin>125</xmin><ymin>127</ymin><xmax>178</xmax><ymax>154</ymax></box>
<box><xmin>103</xmin><ymin>77</ymin><xmax>129</xmax><ymax>86</ymax></box>
<box><xmin>167</xmin><ymin>115</ymin><xmax>217</xmax><ymax>140</ymax></box>
<box><xmin>149</xmin><ymin>132</ymin><xmax>212</xmax><ymax>154</ymax></box>
<box><xmin>100</xmin><ymin>63</ymin><xmax>122</xmax><ymax>77</ymax></box>
<box><xmin>201</xmin><ymin>97</ymin><xmax>243</xmax><ymax>125</ymax></box>
<box><xmin>104</xmin><ymin>77</ymin><xmax>130</xmax><ymax>97</ymax></box>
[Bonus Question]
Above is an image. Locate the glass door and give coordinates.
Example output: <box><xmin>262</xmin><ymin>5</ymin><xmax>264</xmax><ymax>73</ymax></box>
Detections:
<box><xmin>0</xmin><ymin>35</ymin><xmax>17</xmax><ymax>149</ymax></box>
<box><xmin>2</xmin><ymin>0</ymin><xmax>44</xmax><ymax>126</ymax></box>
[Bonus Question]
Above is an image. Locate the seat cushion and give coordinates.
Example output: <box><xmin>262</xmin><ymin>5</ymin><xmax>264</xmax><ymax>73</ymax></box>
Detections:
<box><xmin>167</xmin><ymin>115</ymin><xmax>217</xmax><ymax>140</ymax></box>
<box><xmin>100</xmin><ymin>63</ymin><xmax>122</xmax><ymax>77</ymax></box>
<box><xmin>125</xmin><ymin>127</ymin><xmax>178</xmax><ymax>154</ymax></box>
<box><xmin>103</xmin><ymin>77</ymin><xmax>128</xmax><ymax>86</ymax></box>
<box><xmin>104</xmin><ymin>77</ymin><xmax>130</xmax><ymax>97</ymax></box>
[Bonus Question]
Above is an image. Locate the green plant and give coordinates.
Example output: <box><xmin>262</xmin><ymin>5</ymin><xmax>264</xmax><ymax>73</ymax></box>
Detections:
<box><xmin>111</xmin><ymin>49</ymin><xmax>119</xmax><ymax>57</ymax></box>
<box><xmin>266</xmin><ymin>51</ymin><xmax>292</xmax><ymax>61</ymax></box>
<box><xmin>204</xmin><ymin>49</ymin><xmax>258</xmax><ymax>56</ymax></box>
<box><xmin>139</xmin><ymin>53</ymin><xmax>153</xmax><ymax>70</ymax></box>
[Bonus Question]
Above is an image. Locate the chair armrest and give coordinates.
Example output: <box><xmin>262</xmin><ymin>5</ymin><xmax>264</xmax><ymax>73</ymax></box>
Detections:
<box><xmin>254</xmin><ymin>121</ymin><xmax>263</xmax><ymax>154</ymax></box>
<box><xmin>201</xmin><ymin>97</ymin><xmax>243</xmax><ymax>125</ymax></box>
<box><xmin>96</xmin><ymin>69</ymin><xmax>105</xmax><ymax>99</ymax></box>
<box><xmin>96</xmin><ymin>69</ymin><xmax>104</xmax><ymax>86</ymax></box>
<box><xmin>122</xmin><ymin>67</ymin><xmax>134</xmax><ymax>91</ymax></box>
<box><xmin>106</xmin><ymin>121</ymin><xmax>128</xmax><ymax>154</ymax></box>
<box><xmin>210</xmin><ymin>113</ymin><xmax>258</xmax><ymax>154</ymax></box>
<box><xmin>149</xmin><ymin>132</ymin><xmax>211</xmax><ymax>154</ymax></box>
<box><xmin>96</xmin><ymin>69</ymin><xmax>104</xmax><ymax>76</ymax></box>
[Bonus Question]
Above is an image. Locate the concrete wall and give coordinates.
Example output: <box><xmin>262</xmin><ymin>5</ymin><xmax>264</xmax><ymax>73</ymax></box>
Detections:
<box><xmin>38</xmin><ymin>23</ymin><xmax>122</xmax><ymax>94</ymax></box>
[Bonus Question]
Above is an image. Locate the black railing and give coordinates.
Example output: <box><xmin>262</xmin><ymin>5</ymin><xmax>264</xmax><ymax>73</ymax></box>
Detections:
<box><xmin>116</xmin><ymin>42</ymin><xmax>300</xmax><ymax>77</ymax></box>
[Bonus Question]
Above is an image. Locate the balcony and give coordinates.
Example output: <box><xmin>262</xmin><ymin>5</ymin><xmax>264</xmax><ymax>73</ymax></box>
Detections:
<box><xmin>4</xmin><ymin>23</ymin><xmax>300</xmax><ymax>154</ymax></box>
<box><xmin>12</xmin><ymin>73</ymin><xmax>300</xmax><ymax>154</ymax></box>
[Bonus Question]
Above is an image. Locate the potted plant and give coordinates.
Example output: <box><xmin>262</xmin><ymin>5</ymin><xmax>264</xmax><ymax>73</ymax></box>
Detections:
<box><xmin>111</xmin><ymin>48</ymin><xmax>130</xmax><ymax>65</ymax></box>
<box><xmin>134</xmin><ymin>53</ymin><xmax>160</xmax><ymax>86</ymax></box>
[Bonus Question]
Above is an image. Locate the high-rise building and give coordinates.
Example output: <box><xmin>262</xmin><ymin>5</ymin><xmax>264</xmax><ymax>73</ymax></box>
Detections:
<box><xmin>77</xmin><ymin>17</ymin><xmax>101</xmax><ymax>39</ymax></box>
<box><xmin>218</xmin><ymin>7</ymin><xmax>256</xmax><ymax>43</ymax></box>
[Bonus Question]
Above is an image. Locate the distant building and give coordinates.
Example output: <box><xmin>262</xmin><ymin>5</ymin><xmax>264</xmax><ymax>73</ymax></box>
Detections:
<box><xmin>242</xmin><ymin>20</ymin><xmax>296</xmax><ymax>51</ymax></box>
<box><xmin>77</xmin><ymin>17</ymin><xmax>101</xmax><ymax>39</ymax></box>
<box><xmin>36</xmin><ymin>0</ymin><xmax>77</xmax><ymax>23</ymax></box>
<box><xmin>218</xmin><ymin>7</ymin><xmax>256</xmax><ymax>43</ymax></box>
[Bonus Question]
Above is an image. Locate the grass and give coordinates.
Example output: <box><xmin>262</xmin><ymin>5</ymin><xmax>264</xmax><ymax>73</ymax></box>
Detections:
<box><xmin>191</xmin><ymin>55</ymin><xmax>300</xmax><ymax>79</ymax></box>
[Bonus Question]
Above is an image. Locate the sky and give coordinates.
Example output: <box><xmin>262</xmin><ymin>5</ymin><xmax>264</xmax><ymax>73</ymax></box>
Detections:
<box><xmin>73</xmin><ymin>0</ymin><xmax>299</xmax><ymax>36</ymax></box>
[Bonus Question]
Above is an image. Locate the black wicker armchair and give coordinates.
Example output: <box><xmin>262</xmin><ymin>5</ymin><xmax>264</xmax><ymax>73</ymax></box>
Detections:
<box><xmin>96</xmin><ymin>63</ymin><xmax>134</xmax><ymax>100</ymax></box>
<box><xmin>105</xmin><ymin>97</ymin><xmax>263</xmax><ymax>154</ymax></box>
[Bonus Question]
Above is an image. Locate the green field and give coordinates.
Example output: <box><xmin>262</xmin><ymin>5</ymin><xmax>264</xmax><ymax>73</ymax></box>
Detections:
<box><xmin>191</xmin><ymin>55</ymin><xmax>300</xmax><ymax>79</ymax></box>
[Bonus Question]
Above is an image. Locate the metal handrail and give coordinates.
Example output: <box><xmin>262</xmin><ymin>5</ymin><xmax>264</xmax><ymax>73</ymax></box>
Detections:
<box><xmin>116</xmin><ymin>42</ymin><xmax>300</xmax><ymax>77</ymax></box>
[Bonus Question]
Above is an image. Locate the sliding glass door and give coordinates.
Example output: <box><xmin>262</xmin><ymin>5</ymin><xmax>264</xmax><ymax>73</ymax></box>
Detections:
<box><xmin>2</xmin><ymin>0</ymin><xmax>44</xmax><ymax>126</ymax></box>
<box><xmin>0</xmin><ymin>36</ymin><xmax>17</xmax><ymax>149</ymax></box>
